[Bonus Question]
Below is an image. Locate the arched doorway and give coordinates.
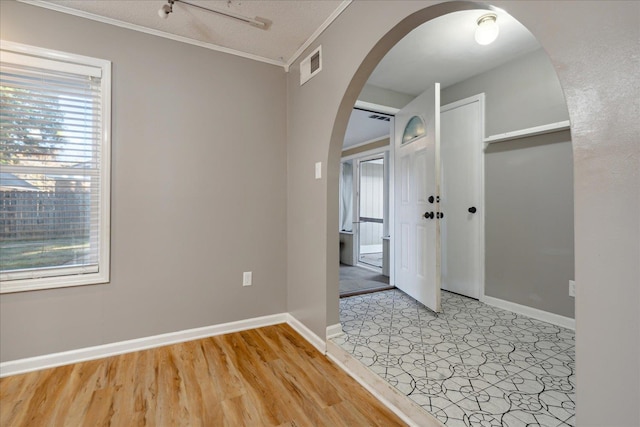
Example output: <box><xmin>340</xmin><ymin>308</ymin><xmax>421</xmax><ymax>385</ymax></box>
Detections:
<box><xmin>328</xmin><ymin>2</ymin><xmax>575</xmax><ymax>425</ymax></box>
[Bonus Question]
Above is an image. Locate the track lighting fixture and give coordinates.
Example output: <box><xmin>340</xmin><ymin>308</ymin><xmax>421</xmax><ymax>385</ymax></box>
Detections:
<box><xmin>475</xmin><ymin>13</ymin><xmax>499</xmax><ymax>45</ymax></box>
<box><xmin>157</xmin><ymin>0</ymin><xmax>271</xmax><ymax>30</ymax></box>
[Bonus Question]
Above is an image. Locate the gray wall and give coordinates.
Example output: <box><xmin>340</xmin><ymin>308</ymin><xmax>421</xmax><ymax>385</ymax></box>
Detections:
<box><xmin>1</xmin><ymin>1</ymin><xmax>638</xmax><ymax>425</ymax></box>
<box><xmin>285</xmin><ymin>1</ymin><xmax>639</xmax><ymax>425</ymax></box>
<box><xmin>358</xmin><ymin>84</ymin><xmax>414</xmax><ymax>110</ymax></box>
<box><xmin>0</xmin><ymin>1</ymin><xmax>287</xmax><ymax>362</ymax></box>
<box><xmin>442</xmin><ymin>49</ymin><xmax>574</xmax><ymax>318</ymax></box>
<box><xmin>485</xmin><ymin>133</ymin><xmax>574</xmax><ymax>317</ymax></box>
<box><xmin>442</xmin><ymin>48</ymin><xmax>569</xmax><ymax>136</ymax></box>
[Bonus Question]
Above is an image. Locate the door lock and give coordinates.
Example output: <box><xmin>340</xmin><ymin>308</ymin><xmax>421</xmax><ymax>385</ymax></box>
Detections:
<box><xmin>468</xmin><ymin>207</ymin><xmax>477</xmax><ymax>214</ymax></box>
<box><xmin>424</xmin><ymin>212</ymin><xmax>444</xmax><ymax>219</ymax></box>
<box><xmin>428</xmin><ymin>195</ymin><xmax>440</xmax><ymax>204</ymax></box>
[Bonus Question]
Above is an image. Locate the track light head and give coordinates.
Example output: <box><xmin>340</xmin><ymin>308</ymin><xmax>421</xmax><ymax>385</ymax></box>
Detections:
<box><xmin>158</xmin><ymin>1</ymin><xmax>173</xmax><ymax>19</ymax></box>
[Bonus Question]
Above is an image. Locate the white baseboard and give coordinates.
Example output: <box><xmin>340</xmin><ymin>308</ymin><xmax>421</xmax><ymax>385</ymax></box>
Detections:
<box><xmin>326</xmin><ymin>340</ymin><xmax>443</xmax><ymax>427</ymax></box>
<box><xmin>0</xmin><ymin>313</ymin><xmax>288</xmax><ymax>378</ymax></box>
<box><xmin>326</xmin><ymin>323</ymin><xmax>343</xmax><ymax>339</ymax></box>
<box><xmin>0</xmin><ymin>312</ymin><xmax>439</xmax><ymax>426</ymax></box>
<box><xmin>481</xmin><ymin>295</ymin><xmax>575</xmax><ymax>330</ymax></box>
<box><xmin>286</xmin><ymin>314</ymin><xmax>327</xmax><ymax>354</ymax></box>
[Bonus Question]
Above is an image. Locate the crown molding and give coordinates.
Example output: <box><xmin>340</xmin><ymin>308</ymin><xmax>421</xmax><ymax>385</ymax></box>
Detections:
<box><xmin>285</xmin><ymin>0</ymin><xmax>352</xmax><ymax>71</ymax></box>
<box><xmin>18</xmin><ymin>0</ymin><xmax>287</xmax><ymax>69</ymax></box>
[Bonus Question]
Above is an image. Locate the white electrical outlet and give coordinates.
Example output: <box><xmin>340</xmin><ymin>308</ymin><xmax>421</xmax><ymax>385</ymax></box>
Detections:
<box><xmin>569</xmin><ymin>280</ymin><xmax>575</xmax><ymax>297</ymax></box>
<box><xmin>243</xmin><ymin>271</ymin><xmax>252</xmax><ymax>287</ymax></box>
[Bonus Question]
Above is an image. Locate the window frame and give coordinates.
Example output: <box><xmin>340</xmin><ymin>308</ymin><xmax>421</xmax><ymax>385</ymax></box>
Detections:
<box><xmin>0</xmin><ymin>40</ymin><xmax>111</xmax><ymax>293</ymax></box>
<box><xmin>401</xmin><ymin>115</ymin><xmax>426</xmax><ymax>145</ymax></box>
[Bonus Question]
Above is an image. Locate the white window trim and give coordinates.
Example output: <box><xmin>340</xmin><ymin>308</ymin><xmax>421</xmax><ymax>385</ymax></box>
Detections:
<box><xmin>0</xmin><ymin>40</ymin><xmax>111</xmax><ymax>294</ymax></box>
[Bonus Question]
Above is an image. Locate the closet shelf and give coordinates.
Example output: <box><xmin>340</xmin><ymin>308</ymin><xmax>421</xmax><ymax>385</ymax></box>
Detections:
<box><xmin>484</xmin><ymin>120</ymin><xmax>570</xmax><ymax>144</ymax></box>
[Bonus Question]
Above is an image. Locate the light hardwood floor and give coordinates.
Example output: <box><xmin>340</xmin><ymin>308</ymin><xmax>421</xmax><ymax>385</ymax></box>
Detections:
<box><xmin>0</xmin><ymin>323</ymin><xmax>407</xmax><ymax>427</ymax></box>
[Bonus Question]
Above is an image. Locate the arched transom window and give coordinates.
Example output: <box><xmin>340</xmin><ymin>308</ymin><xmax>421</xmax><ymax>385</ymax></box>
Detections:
<box><xmin>402</xmin><ymin>115</ymin><xmax>425</xmax><ymax>144</ymax></box>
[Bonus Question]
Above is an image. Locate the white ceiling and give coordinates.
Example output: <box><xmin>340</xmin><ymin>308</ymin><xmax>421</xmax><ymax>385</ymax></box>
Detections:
<box><xmin>344</xmin><ymin>7</ymin><xmax>541</xmax><ymax>148</ymax></box>
<box><xmin>367</xmin><ymin>9</ymin><xmax>541</xmax><ymax>97</ymax></box>
<box><xmin>343</xmin><ymin>109</ymin><xmax>393</xmax><ymax>150</ymax></box>
<box><xmin>27</xmin><ymin>0</ymin><xmax>349</xmax><ymax>68</ymax></box>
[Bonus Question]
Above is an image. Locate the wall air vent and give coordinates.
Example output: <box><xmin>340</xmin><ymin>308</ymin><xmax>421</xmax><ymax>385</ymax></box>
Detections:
<box><xmin>368</xmin><ymin>114</ymin><xmax>391</xmax><ymax>122</ymax></box>
<box><xmin>300</xmin><ymin>45</ymin><xmax>322</xmax><ymax>85</ymax></box>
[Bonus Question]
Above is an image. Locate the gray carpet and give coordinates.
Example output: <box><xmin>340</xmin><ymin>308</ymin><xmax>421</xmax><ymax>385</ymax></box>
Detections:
<box><xmin>359</xmin><ymin>252</ymin><xmax>383</xmax><ymax>268</ymax></box>
<box><xmin>339</xmin><ymin>264</ymin><xmax>390</xmax><ymax>296</ymax></box>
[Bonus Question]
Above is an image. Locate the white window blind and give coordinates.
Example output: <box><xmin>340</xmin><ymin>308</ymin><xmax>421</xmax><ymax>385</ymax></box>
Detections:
<box><xmin>0</xmin><ymin>41</ymin><xmax>111</xmax><ymax>293</ymax></box>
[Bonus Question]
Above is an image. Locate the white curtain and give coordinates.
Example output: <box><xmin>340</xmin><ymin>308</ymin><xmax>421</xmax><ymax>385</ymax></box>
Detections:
<box><xmin>339</xmin><ymin>161</ymin><xmax>353</xmax><ymax>231</ymax></box>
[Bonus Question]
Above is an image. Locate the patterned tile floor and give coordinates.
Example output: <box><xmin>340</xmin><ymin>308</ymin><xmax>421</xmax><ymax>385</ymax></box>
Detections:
<box><xmin>332</xmin><ymin>289</ymin><xmax>575</xmax><ymax>427</ymax></box>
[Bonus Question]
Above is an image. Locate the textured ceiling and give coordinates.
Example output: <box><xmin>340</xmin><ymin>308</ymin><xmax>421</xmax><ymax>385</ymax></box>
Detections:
<box><xmin>23</xmin><ymin>1</ymin><xmax>542</xmax><ymax>149</ymax></box>
<box><xmin>29</xmin><ymin>0</ymin><xmax>348</xmax><ymax>67</ymax></box>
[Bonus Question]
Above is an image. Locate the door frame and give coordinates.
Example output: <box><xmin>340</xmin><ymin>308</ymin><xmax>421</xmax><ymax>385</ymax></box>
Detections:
<box><xmin>355</xmin><ymin>153</ymin><xmax>386</xmax><ymax>271</ymax></box>
<box><xmin>341</xmin><ymin>144</ymin><xmax>392</xmax><ymax>273</ymax></box>
<box><xmin>440</xmin><ymin>93</ymin><xmax>486</xmax><ymax>300</ymax></box>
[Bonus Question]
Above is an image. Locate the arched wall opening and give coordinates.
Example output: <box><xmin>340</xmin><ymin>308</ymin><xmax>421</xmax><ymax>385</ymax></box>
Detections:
<box><xmin>324</xmin><ymin>0</ymin><xmax>576</xmax><ymax>422</ymax></box>
<box><xmin>326</xmin><ymin>1</ymin><xmax>573</xmax><ymax>325</ymax></box>
<box><xmin>326</xmin><ymin>1</ymin><xmax>498</xmax><ymax>327</ymax></box>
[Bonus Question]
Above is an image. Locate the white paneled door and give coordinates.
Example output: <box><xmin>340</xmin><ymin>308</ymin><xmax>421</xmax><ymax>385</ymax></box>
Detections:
<box><xmin>394</xmin><ymin>83</ymin><xmax>441</xmax><ymax>313</ymax></box>
<box><xmin>440</xmin><ymin>95</ymin><xmax>484</xmax><ymax>300</ymax></box>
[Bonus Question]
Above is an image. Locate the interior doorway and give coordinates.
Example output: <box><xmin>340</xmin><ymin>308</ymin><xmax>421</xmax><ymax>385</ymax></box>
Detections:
<box><xmin>339</xmin><ymin>151</ymin><xmax>393</xmax><ymax>298</ymax></box>
<box><xmin>339</xmin><ymin>110</ymin><xmax>393</xmax><ymax>297</ymax></box>
<box><xmin>330</xmin><ymin>3</ymin><xmax>575</xmax><ymax>425</ymax></box>
<box><xmin>357</xmin><ymin>155</ymin><xmax>385</xmax><ymax>269</ymax></box>
<box><xmin>338</xmin><ymin>7</ymin><xmax>574</xmax><ymax>318</ymax></box>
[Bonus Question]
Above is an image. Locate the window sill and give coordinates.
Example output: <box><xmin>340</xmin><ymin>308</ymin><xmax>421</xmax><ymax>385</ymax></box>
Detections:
<box><xmin>0</xmin><ymin>270</ymin><xmax>109</xmax><ymax>294</ymax></box>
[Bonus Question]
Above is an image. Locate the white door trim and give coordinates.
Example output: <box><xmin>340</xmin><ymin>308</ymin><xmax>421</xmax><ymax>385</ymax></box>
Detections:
<box><xmin>353</xmin><ymin>151</ymin><xmax>388</xmax><ymax>271</ymax></box>
<box><xmin>441</xmin><ymin>93</ymin><xmax>486</xmax><ymax>300</ymax></box>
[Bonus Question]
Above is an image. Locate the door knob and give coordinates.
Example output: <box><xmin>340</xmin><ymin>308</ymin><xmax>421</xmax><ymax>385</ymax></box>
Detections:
<box><xmin>424</xmin><ymin>212</ymin><xmax>434</xmax><ymax>219</ymax></box>
<box><xmin>437</xmin><ymin>212</ymin><xmax>444</xmax><ymax>219</ymax></box>
<box><xmin>468</xmin><ymin>207</ymin><xmax>477</xmax><ymax>214</ymax></box>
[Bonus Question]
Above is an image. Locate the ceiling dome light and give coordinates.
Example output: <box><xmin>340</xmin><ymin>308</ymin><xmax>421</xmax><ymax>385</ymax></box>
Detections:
<box><xmin>475</xmin><ymin>14</ymin><xmax>499</xmax><ymax>45</ymax></box>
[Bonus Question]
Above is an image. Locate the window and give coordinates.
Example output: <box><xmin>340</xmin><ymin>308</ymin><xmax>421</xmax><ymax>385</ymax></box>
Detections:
<box><xmin>401</xmin><ymin>115</ymin><xmax>425</xmax><ymax>144</ymax></box>
<box><xmin>0</xmin><ymin>41</ymin><xmax>111</xmax><ymax>293</ymax></box>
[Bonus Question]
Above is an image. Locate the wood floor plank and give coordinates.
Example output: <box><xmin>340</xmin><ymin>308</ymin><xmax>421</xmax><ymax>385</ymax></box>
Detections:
<box><xmin>0</xmin><ymin>323</ymin><xmax>408</xmax><ymax>426</ymax></box>
<box><xmin>50</xmin><ymin>360</ymin><xmax>101</xmax><ymax>426</ymax></box>
<box><xmin>24</xmin><ymin>364</ymin><xmax>76</xmax><ymax>426</ymax></box>
<box><xmin>0</xmin><ymin>369</ymin><xmax>32</xmax><ymax>426</ymax></box>
<box><xmin>263</xmin><ymin>327</ymin><xmax>342</xmax><ymax>408</ymax></box>
<box><xmin>106</xmin><ymin>350</ymin><xmax>139</xmax><ymax>426</ymax></box>
<box><xmin>179</xmin><ymin>340</ymin><xmax>221</xmax><ymax>427</ymax></box>
<box><xmin>155</xmin><ymin>346</ymin><xmax>187</xmax><ymax>427</ymax></box>
<box><xmin>224</xmin><ymin>331</ymin><xmax>291</xmax><ymax>425</ymax></box>
<box><xmin>136</xmin><ymin>348</ymin><xmax>159</xmax><ymax>426</ymax></box>
<box><xmin>200</xmin><ymin>335</ymin><xmax>245</xmax><ymax>400</ymax></box>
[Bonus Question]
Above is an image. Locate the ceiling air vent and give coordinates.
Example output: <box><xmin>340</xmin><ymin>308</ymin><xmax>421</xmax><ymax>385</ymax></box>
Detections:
<box><xmin>368</xmin><ymin>114</ymin><xmax>391</xmax><ymax>122</ymax></box>
<box><xmin>300</xmin><ymin>46</ymin><xmax>322</xmax><ymax>85</ymax></box>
